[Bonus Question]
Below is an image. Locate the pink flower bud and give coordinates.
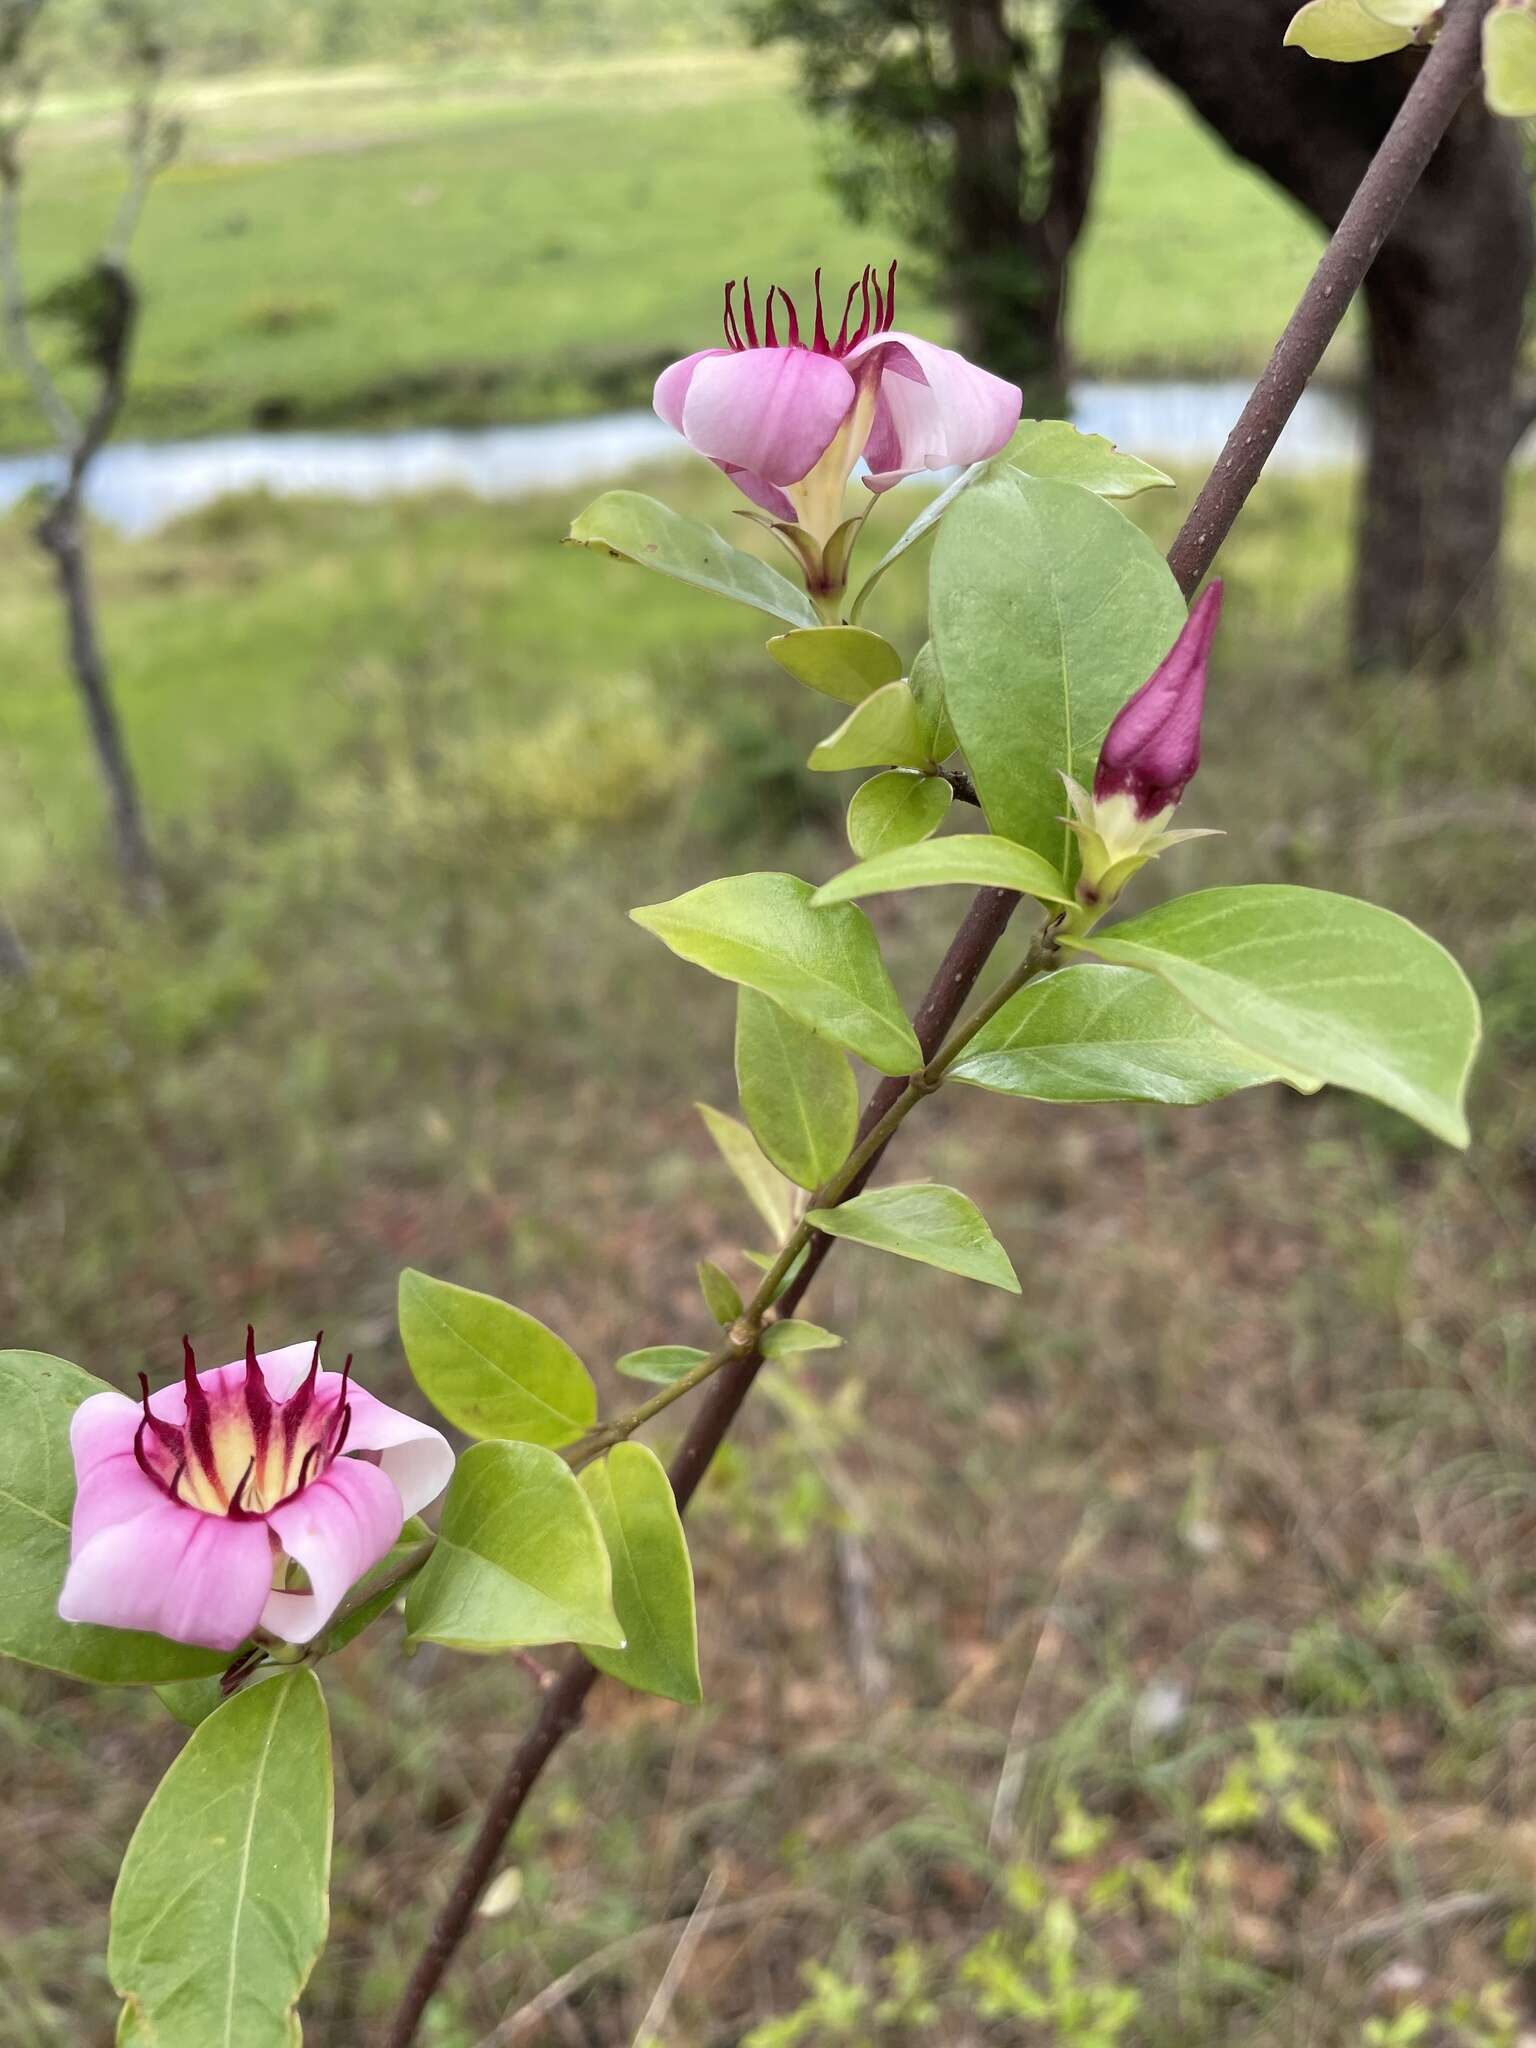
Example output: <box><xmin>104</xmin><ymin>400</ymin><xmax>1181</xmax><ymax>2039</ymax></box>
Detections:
<box><xmin>1093</xmin><ymin>582</ymin><xmax>1224</xmax><ymax>823</ymax></box>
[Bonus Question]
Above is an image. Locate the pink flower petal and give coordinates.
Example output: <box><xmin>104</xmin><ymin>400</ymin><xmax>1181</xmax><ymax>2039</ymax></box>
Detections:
<box><xmin>847</xmin><ymin>330</ymin><xmax>1021</xmax><ymax>488</ymax></box>
<box><xmin>679</xmin><ymin>347</ymin><xmax>856</xmax><ymax>486</ymax></box>
<box><xmin>653</xmin><ymin>349</ymin><xmax>724</xmax><ymax>433</ymax></box>
<box><xmin>261</xmin><ymin>1458</ymin><xmax>404</xmax><ymax>1644</ymax></box>
<box><xmin>59</xmin><ymin>1499</ymin><xmax>274</xmax><ymax>1652</ymax></box>
<box><xmin>319</xmin><ymin>1377</ymin><xmax>454</xmax><ymax>1517</ymax></box>
<box><xmin>713</xmin><ymin>460</ymin><xmax>796</xmax><ymax>522</ymax></box>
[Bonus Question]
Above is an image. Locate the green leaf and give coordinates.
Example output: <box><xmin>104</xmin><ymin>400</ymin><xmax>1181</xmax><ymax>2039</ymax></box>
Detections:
<box><xmin>1007</xmin><ymin>420</ymin><xmax>1174</xmax><ymax>499</ymax></box>
<box><xmin>614</xmin><ymin>1345</ymin><xmax>712</xmax><ymax>1386</ymax></box>
<box><xmin>847</xmin><ymin>771</ymin><xmax>953</xmax><ymax>860</ymax></box>
<box><xmin>760</xmin><ymin>1320</ymin><xmax>843</xmax><ymax>1357</ymax></box>
<box><xmin>765</xmin><ymin>626</ymin><xmax>903</xmax><ymax>704</ymax></box>
<box><xmin>696</xmin><ymin>1101</ymin><xmax>796</xmax><ymax>1240</ymax></box>
<box><xmin>805</xmin><ymin>1183</ymin><xmax>1020</xmax><ymax>1293</ymax></box>
<box><xmin>399</xmin><ymin>1269</ymin><xmax>595</xmax><ymax>1448</ymax></box>
<box><xmin>848</xmin><ymin>458</ymin><xmax>991</xmax><ymax>624</ymax></box>
<box><xmin>0</xmin><ymin>1351</ymin><xmax>226</xmax><ymax>1686</ymax></box>
<box><xmin>930</xmin><ymin>469</ymin><xmax>1188</xmax><ymax>874</ymax></box>
<box><xmin>1073</xmin><ymin>886</ymin><xmax>1480</xmax><ymax>1146</ymax></box>
<box><xmin>405</xmin><ymin>1441</ymin><xmax>622</xmax><ymax>1651</ymax></box>
<box><xmin>631</xmin><ymin>872</ymin><xmax>922</xmax><ymax>1076</ymax></box>
<box><xmin>1485</xmin><ymin>3</ymin><xmax>1536</xmax><ymax>115</ymax></box>
<box><xmin>697</xmin><ymin>1259</ymin><xmax>744</xmax><ymax>1327</ymax></box>
<box><xmin>950</xmin><ymin>964</ymin><xmax>1319</xmax><ymax>1105</ymax></box>
<box><xmin>580</xmin><ymin>1444</ymin><xmax>701</xmax><ymax>1703</ymax></box>
<box><xmin>565</xmin><ymin>490</ymin><xmax>818</xmax><ymax>628</ymax></box>
<box><xmin>908</xmin><ymin>642</ymin><xmax>957</xmax><ymax>762</ymax></box>
<box><xmin>811</xmin><ymin>834</ymin><xmax>1073</xmax><ymax>912</ymax></box>
<box><xmin>808</xmin><ymin>680</ymin><xmax>932</xmax><ymax>773</ymax></box>
<box><xmin>111</xmin><ymin>1669</ymin><xmax>332</xmax><ymax>2048</ymax></box>
<box><xmin>742</xmin><ymin>1243</ymin><xmax>812</xmax><ymax>1302</ymax></box>
<box><xmin>735</xmin><ymin>989</ymin><xmax>859</xmax><ymax>1193</ymax></box>
<box><xmin>1283</xmin><ymin>0</ymin><xmax>1415</xmax><ymax>58</ymax></box>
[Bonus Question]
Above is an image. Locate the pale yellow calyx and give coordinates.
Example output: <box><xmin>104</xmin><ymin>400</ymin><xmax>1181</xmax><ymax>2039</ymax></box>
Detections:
<box><xmin>785</xmin><ymin>363</ymin><xmax>881</xmax><ymax>548</ymax></box>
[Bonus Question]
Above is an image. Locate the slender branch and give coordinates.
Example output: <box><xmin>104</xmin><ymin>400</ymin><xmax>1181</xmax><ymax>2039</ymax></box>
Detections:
<box><xmin>0</xmin><ymin>149</ymin><xmax>79</xmax><ymax>449</ymax></box>
<box><xmin>385</xmin><ymin>14</ymin><xmax>1491</xmax><ymax>2038</ymax></box>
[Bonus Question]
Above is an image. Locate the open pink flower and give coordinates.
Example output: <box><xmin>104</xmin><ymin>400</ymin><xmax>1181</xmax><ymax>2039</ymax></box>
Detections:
<box><xmin>58</xmin><ymin>1331</ymin><xmax>453</xmax><ymax>1652</ymax></box>
<box><xmin>653</xmin><ymin>265</ymin><xmax>1021</xmax><ymax>541</ymax></box>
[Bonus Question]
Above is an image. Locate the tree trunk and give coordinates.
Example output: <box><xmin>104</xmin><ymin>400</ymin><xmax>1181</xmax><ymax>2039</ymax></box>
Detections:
<box><xmin>1096</xmin><ymin>0</ymin><xmax>1531</xmax><ymax>668</ymax></box>
<box><xmin>0</xmin><ymin>908</ymin><xmax>27</xmax><ymax>980</ymax></box>
<box><xmin>36</xmin><ymin>503</ymin><xmax>162</xmax><ymax>911</ymax></box>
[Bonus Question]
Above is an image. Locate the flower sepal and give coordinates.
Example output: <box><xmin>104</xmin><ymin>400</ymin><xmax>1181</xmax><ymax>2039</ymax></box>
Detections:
<box><xmin>735</xmin><ymin>505</ymin><xmax>870</xmax><ymax>618</ymax></box>
<box><xmin>1061</xmin><ymin>774</ymin><xmax>1221</xmax><ymax>931</ymax></box>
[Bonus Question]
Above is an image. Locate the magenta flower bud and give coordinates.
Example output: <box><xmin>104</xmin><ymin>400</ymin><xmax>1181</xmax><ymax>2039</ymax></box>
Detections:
<box><xmin>1093</xmin><ymin>581</ymin><xmax>1224</xmax><ymax>823</ymax></box>
<box><xmin>58</xmin><ymin>1331</ymin><xmax>453</xmax><ymax>1651</ymax></box>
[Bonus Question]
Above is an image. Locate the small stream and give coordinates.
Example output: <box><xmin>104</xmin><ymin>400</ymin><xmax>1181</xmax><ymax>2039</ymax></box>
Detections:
<box><xmin>0</xmin><ymin>380</ymin><xmax>1367</xmax><ymax>537</ymax></box>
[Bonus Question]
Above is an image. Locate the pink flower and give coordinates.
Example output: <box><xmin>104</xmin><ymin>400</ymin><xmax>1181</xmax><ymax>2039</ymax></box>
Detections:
<box><xmin>653</xmin><ymin>265</ymin><xmax>1022</xmax><ymax>543</ymax></box>
<box><xmin>58</xmin><ymin>1331</ymin><xmax>453</xmax><ymax>1652</ymax></box>
<box><xmin>1094</xmin><ymin>582</ymin><xmax>1225</xmax><ymax>823</ymax></box>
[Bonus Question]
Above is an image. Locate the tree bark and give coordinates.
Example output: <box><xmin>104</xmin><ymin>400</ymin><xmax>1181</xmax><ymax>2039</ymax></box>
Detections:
<box><xmin>1097</xmin><ymin>0</ymin><xmax>1531</xmax><ymax>668</ymax></box>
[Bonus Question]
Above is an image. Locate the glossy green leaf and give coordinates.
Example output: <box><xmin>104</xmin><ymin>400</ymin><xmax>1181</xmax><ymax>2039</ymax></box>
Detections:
<box><xmin>1008</xmin><ymin>420</ymin><xmax>1174</xmax><ymax>498</ymax></box>
<box><xmin>1074</xmin><ymin>886</ymin><xmax>1479</xmax><ymax>1146</ymax></box>
<box><xmin>930</xmin><ymin>469</ymin><xmax>1187</xmax><ymax>873</ymax></box>
<box><xmin>848</xmin><ymin>458</ymin><xmax>990</xmax><ymax>624</ymax></box>
<box><xmin>1284</xmin><ymin>0</ymin><xmax>1414</xmax><ymax>58</ymax></box>
<box><xmin>697</xmin><ymin>1259</ymin><xmax>744</xmax><ymax>1326</ymax></box>
<box><xmin>808</xmin><ymin>680</ymin><xmax>932</xmax><ymax>773</ymax></box>
<box><xmin>735</xmin><ymin>989</ymin><xmax>859</xmax><ymax>1193</ymax></box>
<box><xmin>1485</xmin><ymin>3</ymin><xmax>1536</xmax><ymax>115</ymax></box>
<box><xmin>614</xmin><ymin>1345</ymin><xmax>712</xmax><ymax>1385</ymax></box>
<box><xmin>696</xmin><ymin>1101</ymin><xmax>797</xmax><ymax>1240</ymax></box>
<box><xmin>760</xmin><ymin>1320</ymin><xmax>843</xmax><ymax>1357</ymax></box>
<box><xmin>565</xmin><ymin>491</ymin><xmax>818</xmax><ymax>628</ymax></box>
<box><xmin>847</xmin><ymin>771</ymin><xmax>953</xmax><ymax>860</ymax></box>
<box><xmin>805</xmin><ymin>1183</ymin><xmax>1020</xmax><ymax>1293</ymax></box>
<box><xmin>0</xmin><ymin>1351</ymin><xmax>226</xmax><ymax>1687</ymax></box>
<box><xmin>399</xmin><ymin>1269</ymin><xmax>595</xmax><ymax>1448</ymax></box>
<box><xmin>908</xmin><ymin>642</ymin><xmax>958</xmax><ymax>762</ymax></box>
<box><xmin>405</xmin><ymin>1441</ymin><xmax>622</xmax><ymax>1651</ymax></box>
<box><xmin>950</xmin><ymin>964</ymin><xmax>1319</xmax><ymax>1104</ymax></box>
<box><xmin>631</xmin><ymin>872</ymin><xmax>922</xmax><ymax>1075</ymax></box>
<box><xmin>580</xmin><ymin>1444</ymin><xmax>701</xmax><ymax>1703</ymax></box>
<box><xmin>811</xmin><ymin>834</ymin><xmax>1073</xmax><ymax>912</ymax></box>
<box><xmin>111</xmin><ymin>1669</ymin><xmax>332</xmax><ymax>2048</ymax></box>
<box><xmin>766</xmin><ymin>626</ymin><xmax>903</xmax><ymax>704</ymax></box>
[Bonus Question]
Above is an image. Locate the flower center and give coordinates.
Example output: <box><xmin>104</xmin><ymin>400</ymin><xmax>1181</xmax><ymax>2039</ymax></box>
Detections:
<box><xmin>721</xmin><ymin>262</ymin><xmax>897</xmax><ymax>358</ymax></box>
<box><xmin>133</xmin><ymin>1331</ymin><xmax>352</xmax><ymax>1518</ymax></box>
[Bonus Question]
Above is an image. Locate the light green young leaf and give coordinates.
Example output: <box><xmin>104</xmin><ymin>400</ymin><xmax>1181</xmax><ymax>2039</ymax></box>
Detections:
<box><xmin>761</xmin><ymin>1320</ymin><xmax>843</xmax><ymax>1357</ymax></box>
<box><xmin>908</xmin><ymin>642</ymin><xmax>958</xmax><ymax>761</ymax></box>
<box><xmin>847</xmin><ymin>458</ymin><xmax>991</xmax><ymax>624</ymax></box>
<box><xmin>808</xmin><ymin>680</ymin><xmax>932</xmax><ymax>773</ymax></box>
<box><xmin>1283</xmin><ymin>0</ymin><xmax>1415</xmax><ymax>58</ymax></box>
<box><xmin>811</xmin><ymin>834</ymin><xmax>1073</xmax><ymax>912</ymax></box>
<box><xmin>631</xmin><ymin>872</ymin><xmax>922</xmax><ymax>1075</ymax></box>
<box><xmin>580</xmin><ymin>1444</ymin><xmax>702</xmax><ymax>1704</ymax></box>
<box><xmin>1073</xmin><ymin>886</ymin><xmax>1480</xmax><ymax>1146</ymax></box>
<box><xmin>1485</xmin><ymin>3</ymin><xmax>1536</xmax><ymax>115</ymax></box>
<box><xmin>698</xmin><ymin>1258</ymin><xmax>744</xmax><ymax>1326</ymax></box>
<box><xmin>405</xmin><ymin>1441</ymin><xmax>622</xmax><ymax>1651</ymax></box>
<box><xmin>766</xmin><ymin>626</ymin><xmax>903</xmax><ymax>704</ymax></box>
<box><xmin>0</xmin><ymin>1351</ymin><xmax>226</xmax><ymax>1687</ymax></box>
<box><xmin>805</xmin><ymin>1183</ymin><xmax>1021</xmax><ymax>1293</ymax></box>
<box><xmin>696</xmin><ymin>1101</ymin><xmax>797</xmax><ymax>1240</ymax></box>
<box><xmin>615</xmin><ymin>1345</ymin><xmax>712</xmax><ymax>1385</ymax></box>
<box><xmin>735</xmin><ymin>989</ymin><xmax>859</xmax><ymax>1192</ymax></box>
<box><xmin>1008</xmin><ymin>420</ymin><xmax>1174</xmax><ymax>499</ymax></box>
<box><xmin>399</xmin><ymin>1269</ymin><xmax>595</xmax><ymax>1448</ymax></box>
<box><xmin>930</xmin><ymin>469</ymin><xmax>1187</xmax><ymax>873</ymax></box>
<box><xmin>111</xmin><ymin>1669</ymin><xmax>332</xmax><ymax>2048</ymax></box>
<box><xmin>847</xmin><ymin>770</ymin><xmax>953</xmax><ymax>861</ymax></box>
<box><xmin>950</xmin><ymin>964</ymin><xmax>1320</xmax><ymax>1105</ymax></box>
<box><xmin>565</xmin><ymin>491</ymin><xmax>819</xmax><ymax>628</ymax></box>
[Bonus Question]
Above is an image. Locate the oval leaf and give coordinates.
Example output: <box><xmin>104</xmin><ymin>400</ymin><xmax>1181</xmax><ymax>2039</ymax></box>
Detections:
<box><xmin>760</xmin><ymin>1320</ymin><xmax>843</xmax><ymax>1357</ymax></box>
<box><xmin>847</xmin><ymin>771</ymin><xmax>953</xmax><ymax>860</ymax></box>
<box><xmin>615</xmin><ymin>1345</ymin><xmax>713</xmax><ymax>1386</ymax></box>
<box><xmin>950</xmin><ymin>963</ymin><xmax>1319</xmax><ymax>1104</ymax></box>
<box><xmin>811</xmin><ymin>834</ymin><xmax>1073</xmax><ymax>912</ymax></box>
<box><xmin>580</xmin><ymin>1444</ymin><xmax>702</xmax><ymax>1704</ymax></box>
<box><xmin>0</xmin><ymin>1351</ymin><xmax>225</xmax><ymax>1686</ymax></box>
<box><xmin>565</xmin><ymin>490</ymin><xmax>818</xmax><ymax>628</ymax></box>
<box><xmin>111</xmin><ymin>1669</ymin><xmax>332</xmax><ymax>2048</ymax></box>
<box><xmin>1073</xmin><ymin>886</ymin><xmax>1479</xmax><ymax>1147</ymax></box>
<box><xmin>1485</xmin><ymin>4</ymin><xmax>1536</xmax><ymax>115</ymax></box>
<box><xmin>696</xmin><ymin>1101</ymin><xmax>797</xmax><ymax>1240</ymax></box>
<box><xmin>1008</xmin><ymin>421</ymin><xmax>1174</xmax><ymax>499</ymax></box>
<box><xmin>405</xmin><ymin>1441</ymin><xmax>622</xmax><ymax>1651</ymax></box>
<box><xmin>930</xmin><ymin>470</ymin><xmax>1187</xmax><ymax>874</ymax></box>
<box><xmin>808</xmin><ymin>680</ymin><xmax>932</xmax><ymax>773</ymax></box>
<box><xmin>631</xmin><ymin>872</ymin><xmax>922</xmax><ymax>1076</ymax></box>
<box><xmin>1284</xmin><ymin>0</ymin><xmax>1414</xmax><ymax>57</ymax></box>
<box><xmin>398</xmin><ymin>1269</ymin><xmax>595</xmax><ymax>1448</ymax></box>
<box><xmin>697</xmin><ymin>1259</ymin><xmax>744</xmax><ymax>1327</ymax></box>
<box><xmin>766</xmin><ymin>626</ymin><xmax>903</xmax><ymax>704</ymax></box>
<box><xmin>735</xmin><ymin>989</ymin><xmax>859</xmax><ymax>1193</ymax></box>
<box><xmin>805</xmin><ymin>1182</ymin><xmax>1020</xmax><ymax>1293</ymax></box>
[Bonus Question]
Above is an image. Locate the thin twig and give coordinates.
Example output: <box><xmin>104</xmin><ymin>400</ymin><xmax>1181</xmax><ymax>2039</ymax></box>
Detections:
<box><xmin>628</xmin><ymin>1863</ymin><xmax>727</xmax><ymax>2046</ymax></box>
